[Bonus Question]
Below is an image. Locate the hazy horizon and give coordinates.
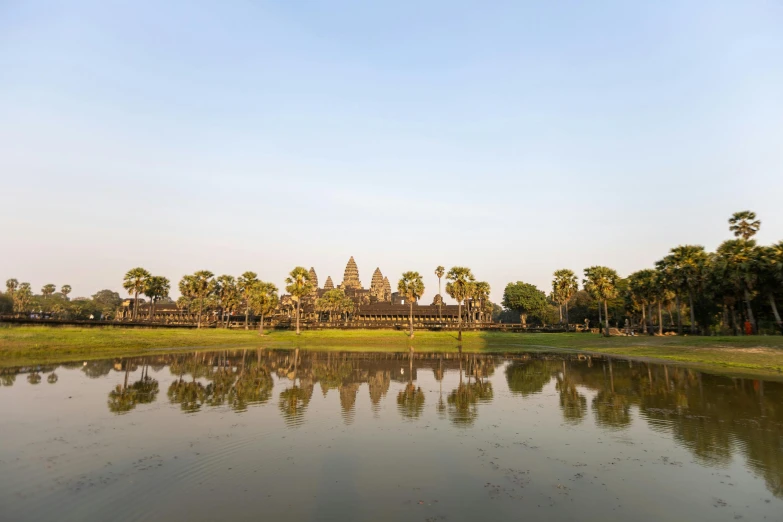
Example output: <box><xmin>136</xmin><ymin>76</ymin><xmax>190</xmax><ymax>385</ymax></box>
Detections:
<box><xmin>2</xmin><ymin>1</ymin><xmax>782</xmax><ymax>304</ymax></box>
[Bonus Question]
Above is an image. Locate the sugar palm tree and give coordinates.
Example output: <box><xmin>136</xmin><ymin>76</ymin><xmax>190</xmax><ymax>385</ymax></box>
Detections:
<box><xmin>398</xmin><ymin>272</ymin><xmax>425</xmax><ymax>338</ymax></box>
<box><xmin>435</xmin><ymin>266</ymin><xmax>445</xmax><ymax>320</ymax></box>
<box><xmin>285</xmin><ymin>267</ymin><xmax>312</xmax><ymax>335</ymax></box>
<box><xmin>714</xmin><ymin>239</ymin><xmax>760</xmax><ymax>334</ymax></box>
<box><xmin>123</xmin><ymin>267</ymin><xmax>151</xmax><ymax>321</ymax></box>
<box><xmin>249</xmin><ymin>282</ymin><xmax>279</xmax><ymax>335</ymax></box>
<box><xmin>60</xmin><ymin>285</ymin><xmax>72</xmax><ymax>300</ymax></box>
<box><xmin>41</xmin><ymin>284</ymin><xmax>56</xmax><ymax>299</ymax></box>
<box><xmin>143</xmin><ymin>276</ymin><xmax>170</xmax><ymax>322</ymax></box>
<box><xmin>473</xmin><ymin>281</ymin><xmax>491</xmax><ymax>323</ymax></box>
<box><xmin>583</xmin><ymin>266</ymin><xmax>619</xmax><ymax>337</ymax></box>
<box><xmin>663</xmin><ymin>245</ymin><xmax>708</xmax><ymax>334</ymax></box>
<box><xmin>215</xmin><ymin>275</ymin><xmax>238</xmax><ymax>328</ymax></box>
<box><xmin>628</xmin><ymin>269</ymin><xmax>656</xmax><ymax>334</ymax></box>
<box><xmin>238</xmin><ymin>271</ymin><xmax>259</xmax><ymax>330</ymax></box>
<box><xmin>179</xmin><ymin>271</ymin><xmax>215</xmax><ymax>328</ymax></box>
<box><xmin>759</xmin><ymin>242</ymin><xmax>783</xmax><ymax>333</ymax></box>
<box><xmin>5</xmin><ymin>278</ymin><xmax>18</xmax><ymax>299</ymax></box>
<box><xmin>446</xmin><ymin>267</ymin><xmax>475</xmax><ymax>341</ymax></box>
<box><xmin>552</xmin><ymin>269</ymin><xmax>578</xmax><ymax>328</ymax></box>
<box><xmin>729</xmin><ymin>210</ymin><xmax>761</xmax><ymax>241</ymax></box>
<box><xmin>13</xmin><ymin>283</ymin><xmax>32</xmax><ymax>315</ymax></box>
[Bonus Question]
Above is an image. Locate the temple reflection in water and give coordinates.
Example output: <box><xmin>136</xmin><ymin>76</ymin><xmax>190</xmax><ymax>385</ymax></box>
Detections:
<box><xmin>2</xmin><ymin>350</ymin><xmax>782</xmax><ymax>498</ymax></box>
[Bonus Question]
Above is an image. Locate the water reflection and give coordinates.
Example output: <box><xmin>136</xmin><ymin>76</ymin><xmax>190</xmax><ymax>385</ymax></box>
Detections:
<box><xmin>2</xmin><ymin>350</ymin><xmax>782</xmax><ymax>499</ymax></box>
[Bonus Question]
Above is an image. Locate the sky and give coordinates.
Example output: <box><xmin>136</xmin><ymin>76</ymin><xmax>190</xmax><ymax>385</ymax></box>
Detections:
<box><xmin>1</xmin><ymin>0</ymin><xmax>782</xmax><ymax>304</ymax></box>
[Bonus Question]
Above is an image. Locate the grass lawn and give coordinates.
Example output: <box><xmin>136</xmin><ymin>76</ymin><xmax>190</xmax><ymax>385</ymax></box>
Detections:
<box><xmin>2</xmin><ymin>325</ymin><xmax>783</xmax><ymax>374</ymax></box>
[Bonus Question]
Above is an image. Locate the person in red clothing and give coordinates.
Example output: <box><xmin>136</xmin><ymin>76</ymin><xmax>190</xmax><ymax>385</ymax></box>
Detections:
<box><xmin>744</xmin><ymin>320</ymin><xmax>753</xmax><ymax>336</ymax></box>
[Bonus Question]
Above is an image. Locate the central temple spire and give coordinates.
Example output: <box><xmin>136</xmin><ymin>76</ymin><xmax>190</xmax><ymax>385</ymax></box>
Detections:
<box><xmin>341</xmin><ymin>256</ymin><xmax>362</xmax><ymax>289</ymax></box>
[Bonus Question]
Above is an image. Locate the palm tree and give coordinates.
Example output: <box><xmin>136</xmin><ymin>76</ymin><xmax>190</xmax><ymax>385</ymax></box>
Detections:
<box><xmin>238</xmin><ymin>271</ymin><xmax>259</xmax><ymax>330</ymax></box>
<box><xmin>60</xmin><ymin>285</ymin><xmax>72</xmax><ymax>300</ymax></box>
<box><xmin>435</xmin><ymin>266</ymin><xmax>445</xmax><ymax>321</ymax></box>
<box><xmin>446</xmin><ymin>267</ymin><xmax>475</xmax><ymax>341</ymax></box>
<box><xmin>714</xmin><ymin>239</ymin><xmax>760</xmax><ymax>334</ymax></box>
<box><xmin>473</xmin><ymin>281</ymin><xmax>491</xmax><ymax>323</ymax></box>
<box><xmin>13</xmin><ymin>283</ymin><xmax>32</xmax><ymax>315</ymax></box>
<box><xmin>5</xmin><ymin>279</ymin><xmax>18</xmax><ymax>299</ymax></box>
<box><xmin>662</xmin><ymin>245</ymin><xmax>708</xmax><ymax>334</ymax></box>
<box><xmin>628</xmin><ymin>269</ymin><xmax>655</xmax><ymax>334</ymax></box>
<box><xmin>123</xmin><ymin>267</ymin><xmax>151</xmax><ymax>321</ymax></box>
<box><xmin>285</xmin><ymin>267</ymin><xmax>312</xmax><ymax>335</ymax></box>
<box><xmin>759</xmin><ymin>242</ymin><xmax>783</xmax><ymax>334</ymax></box>
<box><xmin>143</xmin><ymin>276</ymin><xmax>170</xmax><ymax>322</ymax></box>
<box><xmin>215</xmin><ymin>275</ymin><xmax>238</xmax><ymax>327</ymax></box>
<box><xmin>398</xmin><ymin>272</ymin><xmax>425</xmax><ymax>338</ymax></box>
<box><xmin>552</xmin><ymin>269</ymin><xmax>578</xmax><ymax>329</ymax></box>
<box><xmin>179</xmin><ymin>271</ymin><xmax>215</xmax><ymax>328</ymax></box>
<box><xmin>41</xmin><ymin>284</ymin><xmax>56</xmax><ymax>299</ymax></box>
<box><xmin>249</xmin><ymin>282</ymin><xmax>279</xmax><ymax>335</ymax></box>
<box><xmin>729</xmin><ymin>210</ymin><xmax>761</xmax><ymax>241</ymax></box>
<box><xmin>583</xmin><ymin>266</ymin><xmax>619</xmax><ymax>337</ymax></box>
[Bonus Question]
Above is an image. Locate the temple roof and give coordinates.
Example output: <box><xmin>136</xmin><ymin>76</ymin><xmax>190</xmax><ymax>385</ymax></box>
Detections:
<box><xmin>308</xmin><ymin>267</ymin><xmax>319</xmax><ymax>289</ymax></box>
<box><xmin>323</xmin><ymin>276</ymin><xmax>334</xmax><ymax>291</ymax></box>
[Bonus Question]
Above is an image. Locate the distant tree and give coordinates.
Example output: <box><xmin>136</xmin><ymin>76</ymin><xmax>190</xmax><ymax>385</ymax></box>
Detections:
<box><xmin>6</xmin><ymin>279</ymin><xmax>18</xmax><ymax>300</ymax></box>
<box><xmin>714</xmin><ymin>239</ymin><xmax>760</xmax><ymax>334</ymax></box>
<box><xmin>92</xmin><ymin>289</ymin><xmax>122</xmax><ymax>319</ymax></box>
<box><xmin>316</xmin><ymin>288</ymin><xmax>347</xmax><ymax>323</ymax></box>
<box><xmin>660</xmin><ymin>245</ymin><xmax>709</xmax><ymax>334</ymax></box>
<box><xmin>179</xmin><ymin>271</ymin><xmax>215</xmax><ymax>328</ymax></box>
<box><xmin>398</xmin><ymin>271</ymin><xmax>425</xmax><ymax>339</ymax></box>
<box><xmin>473</xmin><ymin>281</ymin><xmax>491</xmax><ymax>323</ymax></box>
<box><xmin>238</xmin><ymin>271</ymin><xmax>259</xmax><ymax>330</ymax></box>
<box><xmin>13</xmin><ymin>283</ymin><xmax>33</xmax><ymax>314</ymax></box>
<box><xmin>285</xmin><ymin>267</ymin><xmax>312</xmax><ymax>335</ymax></box>
<box><xmin>215</xmin><ymin>275</ymin><xmax>239</xmax><ymax>327</ymax></box>
<box><xmin>502</xmin><ymin>281</ymin><xmax>547</xmax><ymax>327</ymax></box>
<box><xmin>552</xmin><ymin>269</ymin><xmax>578</xmax><ymax>327</ymax></box>
<box><xmin>446</xmin><ymin>267</ymin><xmax>475</xmax><ymax>341</ymax></box>
<box><xmin>628</xmin><ymin>269</ymin><xmax>656</xmax><ymax>334</ymax></box>
<box><xmin>435</xmin><ymin>266</ymin><xmax>445</xmax><ymax>320</ymax></box>
<box><xmin>143</xmin><ymin>276</ymin><xmax>170</xmax><ymax>322</ymax></box>
<box><xmin>583</xmin><ymin>266</ymin><xmax>620</xmax><ymax>337</ymax></box>
<box><xmin>41</xmin><ymin>284</ymin><xmax>56</xmax><ymax>299</ymax></box>
<box><xmin>249</xmin><ymin>282</ymin><xmax>279</xmax><ymax>335</ymax></box>
<box><xmin>729</xmin><ymin>210</ymin><xmax>760</xmax><ymax>241</ymax></box>
<box><xmin>60</xmin><ymin>285</ymin><xmax>72</xmax><ymax>300</ymax></box>
<box><xmin>123</xmin><ymin>267</ymin><xmax>151</xmax><ymax>321</ymax></box>
<box><xmin>759</xmin><ymin>242</ymin><xmax>783</xmax><ymax>334</ymax></box>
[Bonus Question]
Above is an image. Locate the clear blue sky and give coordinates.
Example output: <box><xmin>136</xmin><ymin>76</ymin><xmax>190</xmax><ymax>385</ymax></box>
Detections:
<box><xmin>2</xmin><ymin>0</ymin><xmax>782</xmax><ymax>303</ymax></box>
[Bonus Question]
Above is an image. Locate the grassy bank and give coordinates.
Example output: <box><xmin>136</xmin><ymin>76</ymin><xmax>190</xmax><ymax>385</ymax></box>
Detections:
<box><xmin>2</xmin><ymin>325</ymin><xmax>783</xmax><ymax>374</ymax></box>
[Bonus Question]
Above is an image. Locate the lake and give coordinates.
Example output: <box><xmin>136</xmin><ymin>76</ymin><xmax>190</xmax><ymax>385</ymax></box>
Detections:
<box><xmin>1</xmin><ymin>349</ymin><xmax>781</xmax><ymax>521</ymax></box>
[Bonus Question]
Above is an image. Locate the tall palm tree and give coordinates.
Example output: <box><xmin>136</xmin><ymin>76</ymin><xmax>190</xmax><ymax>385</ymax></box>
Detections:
<box><xmin>729</xmin><ymin>210</ymin><xmax>761</xmax><ymax>241</ymax></box>
<box><xmin>398</xmin><ymin>271</ymin><xmax>425</xmax><ymax>338</ymax></box>
<box><xmin>249</xmin><ymin>282</ymin><xmax>279</xmax><ymax>335</ymax></box>
<box><xmin>473</xmin><ymin>281</ymin><xmax>491</xmax><ymax>323</ymax></box>
<box><xmin>60</xmin><ymin>285</ymin><xmax>72</xmax><ymax>300</ymax></box>
<box><xmin>435</xmin><ymin>266</ymin><xmax>445</xmax><ymax>320</ymax></box>
<box><xmin>5</xmin><ymin>278</ymin><xmax>18</xmax><ymax>299</ymax></box>
<box><xmin>285</xmin><ymin>267</ymin><xmax>312</xmax><ymax>335</ymax></box>
<box><xmin>664</xmin><ymin>245</ymin><xmax>708</xmax><ymax>334</ymax></box>
<box><xmin>446</xmin><ymin>267</ymin><xmax>475</xmax><ymax>341</ymax></box>
<box><xmin>215</xmin><ymin>275</ymin><xmax>238</xmax><ymax>328</ymax></box>
<box><xmin>583</xmin><ymin>266</ymin><xmax>619</xmax><ymax>337</ymax></box>
<box><xmin>13</xmin><ymin>282</ymin><xmax>32</xmax><ymax>315</ymax></box>
<box><xmin>238</xmin><ymin>271</ymin><xmax>259</xmax><ymax>330</ymax></box>
<box><xmin>143</xmin><ymin>276</ymin><xmax>170</xmax><ymax>322</ymax></box>
<box><xmin>123</xmin><ymin>267</ymin><xmax>151</xmax><ymax>321</ymax></box>
<box><xmin>552</xmin><ymin>269</ymin><xmax>578</xmax><ymax>329</ymax></box>
<box><xmin>628</xmin><ymin>269</ymin><xmax>655</xmax><ymax>334</ymax></box>
<box><xmin>41</xmin><ymin>284</ymin><xmax>56</xmax><ymax>299</ymax></box>
<box><xmin>714</xmin><ymin>239</ymin><xmax>760</xmax><ymax>334</ymax></box>
<box><xmin>759</xmin><ymin>242</ymin><xmax>783</xmax><ymax>334</ymax></box>
<box><xmin>179</xmin><ymin>271</ymin><xmax>215</xmax><ymax>328</ymax></box>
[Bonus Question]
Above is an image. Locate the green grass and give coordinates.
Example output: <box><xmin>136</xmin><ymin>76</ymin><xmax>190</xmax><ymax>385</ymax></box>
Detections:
<box><xmin>2</xmin><ymin>325</ymin><xmax>783</xmax><ymax>375</ymax></box>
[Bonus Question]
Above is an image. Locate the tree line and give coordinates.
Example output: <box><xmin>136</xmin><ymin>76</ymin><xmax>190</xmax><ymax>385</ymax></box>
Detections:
<box><xmin>501</xmin><ymin>211</ymin><xmax>783</xmax><ymax>336</ymax></box>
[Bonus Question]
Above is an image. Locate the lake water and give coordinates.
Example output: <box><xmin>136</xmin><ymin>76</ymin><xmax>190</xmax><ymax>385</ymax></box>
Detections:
<box><xmin>1</xmin><ymin>349</ymin><xmax>781</xmax><ymax>521</ymax></box>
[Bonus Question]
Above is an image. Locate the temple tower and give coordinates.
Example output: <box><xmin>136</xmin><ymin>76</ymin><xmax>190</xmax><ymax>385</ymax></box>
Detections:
<box><xmin>324</xmin><ymin>276</ymin><xmax>334</xmax><ymax>291</ymax></box>
<box><xmin>370</xmin><ymin>268</ymin><xmax>385</xmax><ymax>301</ymax></box>
<box><xmin>308</xmin><ymin>267</ymin><xmax>319</xmax><ymax>295</ymax></box>
<box><xmin>382</xmin><ymin>277</ymin><xmax>392</xmax><ymax>302</ymax></box>
<box><xmin>341</xmin><ymin>256</ymin><xmax>362</xmax><ymax>289</ymax></box>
